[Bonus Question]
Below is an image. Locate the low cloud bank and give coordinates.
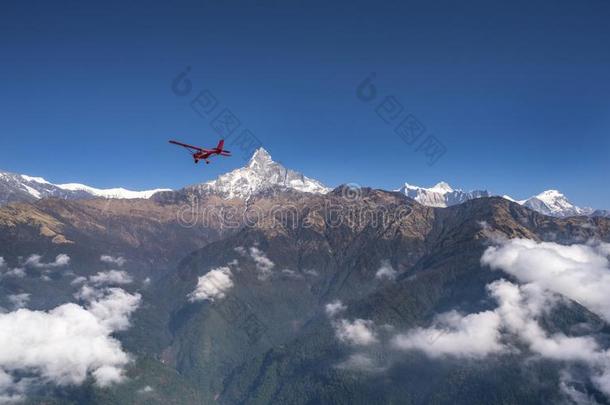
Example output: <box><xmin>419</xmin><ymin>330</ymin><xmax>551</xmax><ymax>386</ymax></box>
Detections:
<box><xmin>482</xmin><ymin>238</ymin><xmax>610</xmax><ymax>322</ymax></box>
<box><xmin>0</xmin><ymin>286</ymin><xmax>141</xmax><ymax>401</ymax></box>
<box><xmin>392</xmin><ymin>238</ymin><xmax>610</xmax><ymax>399</ymax></box>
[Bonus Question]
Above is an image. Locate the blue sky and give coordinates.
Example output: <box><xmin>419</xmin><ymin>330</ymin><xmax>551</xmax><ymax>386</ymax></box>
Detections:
<box><xmin>0</xmin><ymin>0</ymin><xmax>609</xmax><ymax>209</ymax></box>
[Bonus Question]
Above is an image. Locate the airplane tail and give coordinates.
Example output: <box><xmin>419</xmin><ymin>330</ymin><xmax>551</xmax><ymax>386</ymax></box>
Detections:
<box><xmin>216</xmin><ymin>139</ymin><xmax>225</xmax><ymax>151</ymax></box>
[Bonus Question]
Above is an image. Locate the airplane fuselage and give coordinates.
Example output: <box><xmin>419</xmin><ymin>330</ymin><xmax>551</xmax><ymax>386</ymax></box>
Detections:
<box><xmin>193</xmin><ymin>149</ymin><xmax>219</xmax><ymax>164</ymax></box>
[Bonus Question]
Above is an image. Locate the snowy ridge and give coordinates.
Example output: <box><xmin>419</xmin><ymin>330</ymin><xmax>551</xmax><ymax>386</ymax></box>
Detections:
<box><xmin>185</xmin><ymin>148</ymin><xmax>330</xmax><ymax>199</ymax></box>
<box><xmin>397</xmin><ymin>180</ymin><xmax>599</xmax><ymax>218</ymax></box>
<box><xmin>0</xmin><ymin>171</ymin><xmax>169</xmax><ymax>206</ymax></box>
<box><xmin>397</xmin><ymin>181</ymin><xmax>489</xmax><ymax>208</ymax></box>
<box><xmin>57</xmin><ymin>183</ymin><xmax>169</xmax><ymax>199</ymax></box>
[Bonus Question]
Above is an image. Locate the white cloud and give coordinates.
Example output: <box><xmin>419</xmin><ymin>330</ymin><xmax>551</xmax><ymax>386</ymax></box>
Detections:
<box><xmin>248</xmin><ymin>247</ymin><xmax>275</xmax><ymax>280</ymax></box>
<box><xmin>392</xmin><ymin>309</ymin><xmax>504</xmax><ymax>358</ymax></box>
<box><xmin>234</xmin><ymin>246</ymin><xmax>275</xmax><ymax>280</ymax></box>
<box><xmin>391</xmin><ymin>278</ymin><xmax>602</xmax><ymax>361</ymax></box>
<box><xmin>336</xmin><ymin>353</ymin><xmax>384</xmax><ymax>373</ymax></box>
<box><xmin>7</xmin><ymin>294</ymin><xmax>30</xmax><ymax>310</ymax></box>
<box><xmin>24</xmin><ymin>254</ymin><xmax>70</xmax><ymax>268</ymax></box>
<box><xmin>560</xmin><ymin>373</ymin><xmax>597</xmax><ymax>405</ymax></box>
<box><xmin>89</xmin><ymin>270</ymin><xmax>133</xmax><ymax>286</ymax></box>
<box><xmin>488</xmin><ymin>279</ymin><xmax>600</xmax><ymax>363</ymax></box>
<box><xmin>325</xmin><ymin>300</ymin><xmax>347</xmax><ymax>317</ymax></box>
<box><xmin>334</xmin><ymin>319</ymin><xmax>378</xmax><ymax>346</ymax></box>
<box><xmin>1</xmin><ymin>255</ymin><xmax>70</xmax><ymax>279</ymax></box>
<box><xmin>0</xmin><ymin>267</ymin><xmax>25</xmax><ymax>278</ymax></box>
<box><xmin>391</xmin><ymin>266</ymin><xmax>610</xmax><ymax>399</ymax></box>
<box><xmin>375</xmin><ymin>261</ymin><xmax>397</xmax><ymax>280</ymax></box>
<box><xmin>100</xmin><ymin>255</ymin><xmax>126</xmax><ymax>267</ymax></box>
<box><xmin>0</xmin><ymin>287</ymin><xmax>140</xmax><ymax>399</ymax></box>
<box><xmin>482</xmin><ymin>239</ymin><xmax>610</xmax><ymax>322</ymax></box>
<box><xmin>71</xmin><ymin>276</ymin><xmax>87</xmax><ymax>285</ymax></box>
<box><xmin>0</xmin><ymin>368</ymin><xmax>27</xmax><ymax>403</ymax></box>
<box><xmin>490</xmin><ymin>279</ymin><xmax>610</xmax><ymax>398</ymax></box>
<box><xmin>188</xmin><ymin>267</ymin><xmax>234</xmax><ymax>302</ymax></box>
<box><xmin>85</xmin><ymin>288</ymin><xmax>142</xmax><ymax>331</ymax></box>
<box><xmin>137</xmin><ymin>385</ymin><xmax>154</xmax><ymax>394</ymax></box>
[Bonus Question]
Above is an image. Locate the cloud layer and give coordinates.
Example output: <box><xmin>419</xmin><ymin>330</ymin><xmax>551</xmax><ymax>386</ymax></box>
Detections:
<box><xmin>482</xmin><ymin>238</ymin><xmax>610</xmax><ymax>322</ymax></box>
<box><xmin>391</xmin><ymin>238</ymin><xmax>610</xmax><ymax>399</ymax></box>
<box><xmin>0</xmin><ymin>287</ymin><xmax>141</xmax><ymax>401</ymax></box>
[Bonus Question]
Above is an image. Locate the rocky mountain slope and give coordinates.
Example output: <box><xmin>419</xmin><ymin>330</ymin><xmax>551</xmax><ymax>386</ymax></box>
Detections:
<box><xmin>2</xmin><ymin>178</ymin><xmax>610</xmax><ymax>403</ymax></box>
<box><xmin>132</xmin><ymin>191</ymin><xmax>610</xmax><ymax>404</ymax></box>
<box><xmin>1</xmin><ymin>148</ymin><xmax>609</xmax><ymax>404</ymax></box>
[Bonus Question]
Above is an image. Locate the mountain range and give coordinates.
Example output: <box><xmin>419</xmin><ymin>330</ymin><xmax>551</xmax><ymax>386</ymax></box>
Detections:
<box><xmin>0</xmin><ymin>171</ymin><xmax>169</xmax><ymax>206</ymax></box>
<box><xmin>1</xmin><ymin>149</ymin><xmax>610</xmax><ymax>403</ymax></box>
<box><xmin>398</xmin><ymin>181</ymin><xmax>602</xmax><ymax>218</ymax></box>
<box><xmin>1</xmin><ymin>148</ymin><xmax>606</xmax><ymax>218</ymax></box>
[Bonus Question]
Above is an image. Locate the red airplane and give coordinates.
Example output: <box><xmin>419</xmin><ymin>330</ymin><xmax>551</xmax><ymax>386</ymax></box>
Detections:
<box><xmin>169</xmin><ymin>139</ymin><xmax>231</xmax><ymax>164</ymax></box>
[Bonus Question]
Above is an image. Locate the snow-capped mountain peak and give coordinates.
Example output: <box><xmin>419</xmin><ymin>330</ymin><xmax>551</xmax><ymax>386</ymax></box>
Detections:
<box><xmin>514</xmin><ymin>189</ymin><xmax>593</xmax><ymax>217</ymax></box>
<box><xmin>430</xmin><ymin>181</ymin><xmax>454</xmax><ymax>193</ymax></box>
<box><xmin>535</xmin><ymin>189</ymin><xmax>565</xmax><ymax>203</ymax></box>
<box><xmin>398</xmin><ymin>179</ymin><xmax>601</xmax><ymax>218</ymax></box>
<box><xmin>247</xmin><ymin>147</ymin><xmax>274</xmax><ymax>171</ymax></box>
<box><xmin>185</xmin><ymin>148</ymin><xmax>330</xmax><ymax>200</ymax></box>
<box><xmin>398</xmin><ymin>181</ymin><xmax>488</xmax><ymax>207</ymax></box>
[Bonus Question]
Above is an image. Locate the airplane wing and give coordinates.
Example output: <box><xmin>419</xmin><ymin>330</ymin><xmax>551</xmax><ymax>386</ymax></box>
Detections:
<box><xmin>168</xmin><ymin>140</ymin><xmax>209</xmax><ymax>152</ymax></box>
